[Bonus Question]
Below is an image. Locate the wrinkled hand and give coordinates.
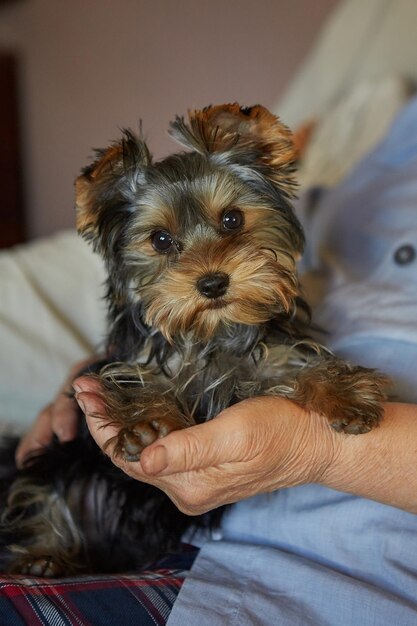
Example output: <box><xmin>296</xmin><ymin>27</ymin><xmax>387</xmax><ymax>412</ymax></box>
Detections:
<box><xmin>15</xmin><ymin>357</ymin><xmax>100</xmax><ymax>468</ymax></box>
<box><xmin>74</xmin><ymin>376</ymin><xmax>339</xmax><ymax>515</ymax></box>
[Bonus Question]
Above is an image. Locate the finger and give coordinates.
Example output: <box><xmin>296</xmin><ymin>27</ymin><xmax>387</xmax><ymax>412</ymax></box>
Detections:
<box><xmin>76</xmin><ymin>390</ymin><xmax>106</xmax><ymax>419</ymax></box>
<box><xmin>50</xmin><ymin>393</ymin><xmax>80</xmax><ymax>442</ymax></box>
<box><xmin>139</xmin><ymin>415</ymin><xmax>243</xmax><ymax>476</ymax></box>
<box><xmin>77</xmin><ymin>391</ymin><xmax>120</xmax><ymax>446</ymax></box>
<box><xmin>15</xmin><ymin>406</ymin><xmax>55</xmax><ymax>468</ymax></box>
<box><xmin>81</xmin><ymin>394</ymin><xmax>147</xmax><ymax>481</ymax></box>
<box><xmin>72</xmin><ymin>375</ymin><xmax>103</xmax><ymax>395</ymax></box>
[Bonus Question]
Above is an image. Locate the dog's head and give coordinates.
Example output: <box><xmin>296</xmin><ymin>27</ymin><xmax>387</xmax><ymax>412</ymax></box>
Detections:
<box><xmin>76</xmin><ymin>104</ymin><xmax>304</xmax><ymax>343</ymax></box>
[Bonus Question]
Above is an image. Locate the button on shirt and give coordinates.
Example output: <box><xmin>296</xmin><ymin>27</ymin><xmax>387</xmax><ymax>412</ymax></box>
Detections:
<box><xmin>394</xmin><ymin>243</ymin><xmax>415</xmax><ymax>265</ymax></box>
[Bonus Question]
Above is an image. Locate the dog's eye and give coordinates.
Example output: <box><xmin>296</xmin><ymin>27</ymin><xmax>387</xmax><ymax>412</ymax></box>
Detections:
<box><xmin>222</xmin><ymin>208</ymin><xmax>244</xmax><ymax>232</ymax></box>
<box><xmin>151</xmin><ymin>231</ymin><xmax>175</xmax><ymax>253</ymax></box>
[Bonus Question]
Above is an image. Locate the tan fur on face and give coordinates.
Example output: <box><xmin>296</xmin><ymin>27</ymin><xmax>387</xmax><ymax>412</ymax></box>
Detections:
<box><xmin>142</xmin><ymin>236</ymin><xmax>299</xmax><ymax>341</ymax></box>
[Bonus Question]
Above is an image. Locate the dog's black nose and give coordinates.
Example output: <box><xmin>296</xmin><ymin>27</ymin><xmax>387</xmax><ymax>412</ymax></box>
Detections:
<box><xmin>197</xmin><ymin>273</ymin><xmax>230</xmax><ymax>299</ymax></box>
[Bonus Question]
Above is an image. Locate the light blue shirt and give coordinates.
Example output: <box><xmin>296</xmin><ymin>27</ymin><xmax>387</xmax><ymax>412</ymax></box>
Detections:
<box><xmin>168</xmin><ymin>96</ymin><xmax>417</xmax><ymax>625</ymax></box>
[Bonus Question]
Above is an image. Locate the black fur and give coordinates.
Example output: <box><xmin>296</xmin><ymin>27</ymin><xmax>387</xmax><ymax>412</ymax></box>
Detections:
<box><xmin>0</xmin><ymin>423</ymin><xmax>220</xmax><ymax>574</ymax></box>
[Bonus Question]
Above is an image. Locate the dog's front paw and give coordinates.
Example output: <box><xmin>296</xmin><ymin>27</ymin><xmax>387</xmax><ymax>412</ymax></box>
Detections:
<box><xmin>291</xmin><ymin>362</ymin><xmax>388</xmax><ymax>435</ymax></box>
<box><xmin>326</xmin><ymin>369</ymin><xmax>388</xmax><ymax>435</ymax></box>
<box><xmin>114</xmin><ymin>417</ymin><xmax>186</xmax><ymax>462</ymax></box>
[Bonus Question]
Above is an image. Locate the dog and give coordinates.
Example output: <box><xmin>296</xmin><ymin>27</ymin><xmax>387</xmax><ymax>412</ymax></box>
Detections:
<box><xmin>0</xmin><ymin>104</ymin><xmax>387</xmax><ymax>577</ymax></box>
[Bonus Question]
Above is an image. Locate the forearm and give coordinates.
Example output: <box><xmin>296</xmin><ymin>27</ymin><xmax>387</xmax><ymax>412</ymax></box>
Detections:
<box><xmin>319</xmin><ymin>402</ymin><xmax>417</xmax><ymax>513</ymax></box>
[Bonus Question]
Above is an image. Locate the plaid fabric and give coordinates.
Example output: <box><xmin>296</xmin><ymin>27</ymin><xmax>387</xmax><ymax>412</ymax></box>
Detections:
<box><xmin>0</xmin><ymin>549</ymin><xmax>198</xmax><ymax>626</ymax></box>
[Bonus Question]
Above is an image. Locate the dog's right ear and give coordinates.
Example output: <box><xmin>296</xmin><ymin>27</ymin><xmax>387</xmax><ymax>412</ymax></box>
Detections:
<box><xmin>76</xmin><ymin>130</ymin><xmax>152</xmax><ymax>252</ymax></box>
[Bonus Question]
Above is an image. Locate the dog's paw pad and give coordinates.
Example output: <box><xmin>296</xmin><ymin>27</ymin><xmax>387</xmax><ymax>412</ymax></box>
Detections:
<box><xmin>117</xmin><ymin>418</ymin><xmax>184</xmax><ymax>462</ymax></box>
<box><xmin>119</xmin><ymin>426</ymin><xmax>151</xmax><ymax>461</ymax></box>
<box><xmin>21</xmin><ymin>556</ymin><xmax>62</xmax><ymax>578</ymax></box>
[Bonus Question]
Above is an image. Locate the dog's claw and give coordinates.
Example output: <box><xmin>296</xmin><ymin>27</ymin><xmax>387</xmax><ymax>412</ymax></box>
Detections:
<box><xmin>20</xmin><ymin>556</ymin><xmax>62</xmax><ymax>578</ymax></box>
<box><xmin>331</xmin><ymin>418</ymin><xmax>374</xmax><ymax>435</ymax></box>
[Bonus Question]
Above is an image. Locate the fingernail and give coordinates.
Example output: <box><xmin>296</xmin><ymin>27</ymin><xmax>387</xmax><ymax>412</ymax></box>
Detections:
<box><xmin>146</xmin><ymin>445</ymin><xmax>168</xmax><ymax>475</ymax></box>
<box><xmin>73</xmin><ymin>382</ymin><xmax>82</xmax><ymax>393</ymax></box>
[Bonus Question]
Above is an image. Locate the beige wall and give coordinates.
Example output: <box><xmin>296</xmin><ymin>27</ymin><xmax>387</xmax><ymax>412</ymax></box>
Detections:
<box><xmin>0</xmin><ymin>0</ymin><xmax>337</xmax><ymax>239</ymax></box>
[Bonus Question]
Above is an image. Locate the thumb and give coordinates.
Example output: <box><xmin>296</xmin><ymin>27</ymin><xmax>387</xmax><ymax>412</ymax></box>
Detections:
<box><xmin>139</xmin><ymin>416</ymin><xmax>239</xmax><ymax>476</ymax></box>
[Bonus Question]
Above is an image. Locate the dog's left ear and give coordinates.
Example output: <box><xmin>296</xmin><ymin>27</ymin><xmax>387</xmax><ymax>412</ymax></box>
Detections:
<box><xmin>169</xmin><ymin>103</ymin><xmax>296</xmax><ymax>196</ymax></box>
<box><xmin>76</xmin><ymin>130</ymin><xmax>152</xmax><ymax>252</ymax></box>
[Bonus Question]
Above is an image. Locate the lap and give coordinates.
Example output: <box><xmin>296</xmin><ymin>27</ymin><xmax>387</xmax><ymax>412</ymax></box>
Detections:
<box><xmin>0</xmin><ymin>548</ymin><xmax>198</xmax><ymax>626</ymax></box>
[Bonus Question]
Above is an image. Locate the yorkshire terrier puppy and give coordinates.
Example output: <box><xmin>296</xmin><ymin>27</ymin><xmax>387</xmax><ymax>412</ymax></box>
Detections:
<box><xmin>0</xmin><ymin>104</ymin><xmax>387</xmax><ymax>577</ymax></box>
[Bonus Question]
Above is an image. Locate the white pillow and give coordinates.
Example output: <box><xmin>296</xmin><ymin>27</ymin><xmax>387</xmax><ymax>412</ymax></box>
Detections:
<box><xmin>0</xmin><ymin>230</ymin><xmax>107</xmax><ymax>432</ymax></box>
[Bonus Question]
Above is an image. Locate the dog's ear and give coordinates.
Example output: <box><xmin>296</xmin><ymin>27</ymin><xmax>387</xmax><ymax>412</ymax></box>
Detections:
<box><xmin>169</xmin><ymin>103</ymin><xmax>296</xmax><ymax>196</ymax></box>
<box><xmin>76</xmin><ymin>129</ymin><xmax>152</xmax><ymax>251</ymax></box>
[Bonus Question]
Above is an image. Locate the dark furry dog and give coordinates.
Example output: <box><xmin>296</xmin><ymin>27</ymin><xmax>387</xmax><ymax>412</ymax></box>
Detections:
<box><xmin>0</xmin><ymin>104</ymin><xmax>387</xmax><ymax>577</ymax></box>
